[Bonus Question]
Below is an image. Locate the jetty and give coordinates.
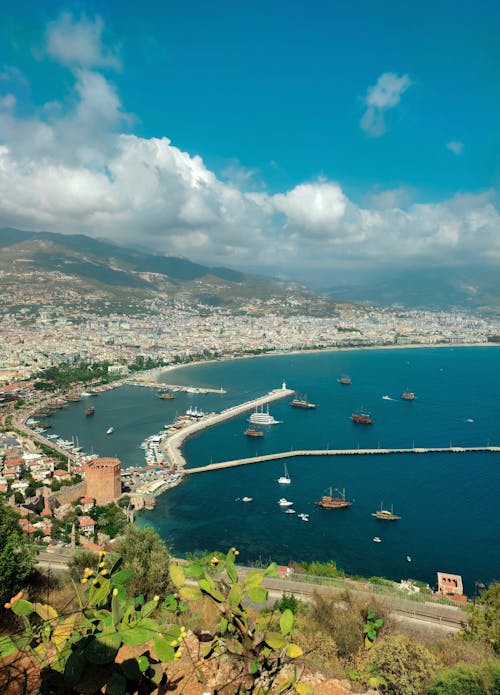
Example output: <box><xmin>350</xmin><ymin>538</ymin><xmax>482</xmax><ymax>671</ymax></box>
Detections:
<box><xmin>184</xmin><ymin>445</ymin><xmax>500</xmax><ymax>474</ymax></box>
<box><xmin>163</xmin><ymin>387</ymin><xmax>294</xmax><ymax>468</ymax></box>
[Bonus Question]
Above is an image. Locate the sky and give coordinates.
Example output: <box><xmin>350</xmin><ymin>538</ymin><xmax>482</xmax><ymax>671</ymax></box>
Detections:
<box><xmin>0</xmin><ymin>0</ymin><xmax>499</xmax><ymax>285</ymax></box>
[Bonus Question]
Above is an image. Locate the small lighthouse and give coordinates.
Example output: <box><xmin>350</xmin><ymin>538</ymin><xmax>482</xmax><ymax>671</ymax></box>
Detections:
<box><xmin>282</xmin><ymin>379</ymin><xmax>286</xmax><ymax>390</ymax></box>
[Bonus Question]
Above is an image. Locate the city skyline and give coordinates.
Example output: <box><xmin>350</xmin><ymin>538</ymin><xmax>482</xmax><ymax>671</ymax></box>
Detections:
<box><xmin>0</xmin><ymin>1</ymin><xmax>499</xmax><ymax>283</ymax></box>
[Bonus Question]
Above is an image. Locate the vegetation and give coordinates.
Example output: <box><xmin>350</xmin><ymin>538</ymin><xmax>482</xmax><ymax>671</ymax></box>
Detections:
<box><xmin>427</xmin><ymin>662</ymin><xmax>500</xmax><ymax>695</ymax></box>
<box><xmin>34</xmin><ymin>361</ymin><xmax>121</xmax><ymax>391</ymax></box>
<box><xmin>113</xmin><ymin>525</ymin><xmax>172</xmax><ymax>599</ymax></box>
<box><xmin>364</xmin><ymin>634</ymin><xmax>437</xmax><ymax>694</ymax></box>
<box><xmin>0</xmin><ymin>500</ymin><xmax>36</xmax><ymax>606</ymax></box>
<box><xmin>464</xmin><ymin>583</ymin><xmax>500</xmax><ymax>654</ymax></box>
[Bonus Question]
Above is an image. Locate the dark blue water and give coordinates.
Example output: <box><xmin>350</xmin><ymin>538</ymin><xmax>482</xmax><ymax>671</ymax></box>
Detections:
<box><xmin>49</xmin><ymin>347</ymin><xmax>500</xmax><ymax>593</ymax></box>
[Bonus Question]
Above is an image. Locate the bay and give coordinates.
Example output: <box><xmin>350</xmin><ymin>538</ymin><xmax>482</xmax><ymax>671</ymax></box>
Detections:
<box><xmin>48</xmin><ymin>346</ymin><xmax>500</xmax><ymax>593</ymax></box>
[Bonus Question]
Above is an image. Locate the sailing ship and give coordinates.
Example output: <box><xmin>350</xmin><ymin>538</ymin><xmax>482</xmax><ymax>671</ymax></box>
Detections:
<box><xmin>351</xmin><ymin>410</ymin><xmax>373</xmax><ymax>425</ymax></box>
<box><xmin>85</xmin><ymin>404</ymin><xmax>95</xmax><ymax>416</ymax></box>
<box><xmin>249</xmin><ymin>406</ymin><xmax>280</xmax><ymax>425</ymax></box>
<box><xmin>372</xmin><ymin>503</ymin><xmax>401</xmax><ymax>521</ymax></box>
<box><xmin>290</xmin><ymin>393</ymin><xmax>317</xmax><ymax>409</ymax></box>
<box><xmin>245</xmin><ymin>427</ymin><xmax>264</xmax><ymax>438</ymax></box>
<box><xmin>277</xmin><ymin>464</ymin><xmax>291</xmax><ymax>484</ymax></box>
<box><xmin>400</xmin><ymin>390</ymin><xmax>415</xmax><ymax>400</ymax></box>
<box><xmin>337</xmin><ymin>375</ymin><xmax>351</xmax><ymax>385</ymax></box>
<box><xmin>315</xmin><ymin>487</ymin><xmax>352</xmax><ymax>509</ymax></box>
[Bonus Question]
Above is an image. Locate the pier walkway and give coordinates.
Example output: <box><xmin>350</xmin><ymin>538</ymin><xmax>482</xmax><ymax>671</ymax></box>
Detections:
<box><xmin>163</xmin><ymin>387</ymin><xmax>295</xmax><ymax>469</ymax></box>
<box><xmin>184</xmin><ymin>445</ymin><xmax>500</xmax><ymax>474</ymax></box>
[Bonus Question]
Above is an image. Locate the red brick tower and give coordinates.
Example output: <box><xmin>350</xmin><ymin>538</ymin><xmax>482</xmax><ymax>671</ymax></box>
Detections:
<box><xmin>84</xmin><ymin>457</ymin><xmax>121</xmax><ymax>505</ymax></box>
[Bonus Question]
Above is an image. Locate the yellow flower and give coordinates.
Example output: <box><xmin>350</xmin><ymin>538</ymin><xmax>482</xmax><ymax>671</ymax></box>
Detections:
<box><xmin>112</xmin><ymin>588</ymin><xmax>118</xmax><ymax>596</ymax></box>
<box><xmin>92</xmin><ymin>579</ymin><xmax>99</xmax><ymax>586</ymax></box>
<box><xmin>170</xmin><ymin>640</ymin><xmax>177</xmax><ymax>647</ymax></box>
<box><xmin>100</xmin><ymin>569</ymin><xmax>109</xmax><ymax>576</ymax></box>
<box><xmin>81</xmin><ymin>578</ymin><xmax>88</xmax><ymax>584</ymax></box>
<box><xmin>211</xmin><ymin>556</ymin><xmax>219</xmax><ymax>565</ymax></box>
<box><xmin>98</xmin><ymin>550</ymin><xmax>106</xmax><ymax>557</ymax></box>
<box><xmin>99</xmin><ymin>561</ymin><xmax>106</xmax><ymax>568</ymax></box>
<box><xmin>153</xmin><ymin>595</ymin><xmax>160</xmax><ymax>602</ymax></box>
<box><xmin>234</xmin><ymin>550</ymin><xmax>240</xmax><ymax>556</ymax></box>
<box><xmin>174</xmin><ymin>649</ymin><xmax>182</xmax><ymax>660</ymax></box>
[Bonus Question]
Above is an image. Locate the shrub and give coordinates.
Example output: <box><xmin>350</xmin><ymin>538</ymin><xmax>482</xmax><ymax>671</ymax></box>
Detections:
<box><xmin>366</xmin><ymin>634</ymin><xmax>437</xmax><ymax>695</ymax></box>
<box><xmin>427</xmin><ymin>661</ymin><xmax>500</xmax><ymax>695</ymax></box>
<box><xmin>113</xmin><ymin>525</ymin><xmax>172</xmax><ymax>599</ymax></box>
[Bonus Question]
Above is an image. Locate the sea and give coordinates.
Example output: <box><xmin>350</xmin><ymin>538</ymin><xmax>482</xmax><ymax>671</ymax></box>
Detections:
<box><xmin>47</xmin><ymin>346</ymin><xmax>500</xmax><ymax>594</ymax></box>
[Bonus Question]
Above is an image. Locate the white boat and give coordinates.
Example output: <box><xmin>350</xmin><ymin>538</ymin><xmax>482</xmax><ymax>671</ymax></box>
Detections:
<box><xmin>80</xmin><ymin>391</ymin><xmax>91</xmax><ymax>397</ymax></box>
<box><xmin>285</xmin><ymin>509</ymin><xmax>296</xmax><ymax>514</ymax></box>
<box><xmin>373</xmin><ymin>537</ymin><xmax>382</xmax><ymax>543</ymax></box>
<box><xmin>278</xmin><ymin>498</ymin><xmax>293</xmax><ymax>507</ymax></box>
<box><xmin>277</xmin><ymin>464</ymin><xmax>291</xmax><ymax>484</ymax></box>
<box><xmin>249</xmin><ymin>405</ymin><xmax>280</xmax><ymax>425</ymax></box>
<box><xmin>298</xmin><ymin>513</ymin><xmax>309</xmax><ymax>522</ymax></box>
<box><xmin>406</xmin><ymin>555</ymin><xmax>412</xmax><ymax>562</ymax></box>
<box><xmin>106</xmin><ymin>427</ymin><xmax>114</xmax><ymax>435</ymax></box>
<box><xmin>242</xmin><ymin>496</ymin><xmax>253</xmax><ymax>503</ymax></box>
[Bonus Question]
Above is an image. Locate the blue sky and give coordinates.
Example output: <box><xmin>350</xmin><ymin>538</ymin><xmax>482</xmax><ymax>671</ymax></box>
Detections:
<box><xmin>0</xmin><ymin>0</ymin><xmax>499</xmax><ymax>282</ymax></box>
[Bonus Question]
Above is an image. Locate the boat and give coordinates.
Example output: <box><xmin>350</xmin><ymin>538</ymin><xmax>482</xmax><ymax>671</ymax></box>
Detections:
<box><xmin>278</xmin><ymin>498</ymin><xmax>293</xmax><ymax>507</ymax></box>
<box><xmin>285</xmin><ymin>509</ymin><xmax>296</xmax><ymax>514</ymax></box>
<box><xmin>106</xmin><ymin>427</ymin><xmax>114</xmax><ymax>435</ymax></box>
<box><xmin>406</xmin><ymin>556</ymin><xmax>412</xmax><ymax>562</ymax></box>
<box><xmin>372</xmin><ymin>503</ymin><xmax>401</xmax><ymax>521</ymax></box>
<box><xmin>351</xmin><ymin>410</ymin><xmax>373</xmax><ymax>425</ymax></box>
<box><xmin>373</xmin><ymin>537</ymin><xmax>382</xmax><ymax>543</ymax></box>
<box><xmin>158</xmin><ymin>391</ymin><xmax>176</xmax><ymax>399</ymax></box>
<box><xmin>249</xmin><ymin>406</ymin><xmax>280</xmax><ymax>425</ymax></box>
<box><xmin>315</xmin><ymin>487</ymin><xmax>352</xmax><ymax>509</ymax></box>
<box><xmin>277</xmin><ymin>464</ymin><xmax>291</xmax><ymax>484</ymax></box>
<box><xmin>242</xmin><ymin>496</ymin><xmax>253</xmax><ymax>503</ymax></box>
<box><xmin>298</xmin><ymin>513</ymin><xmax>309</xmax><ymax>522</ymax></box>
<box><xmin>290</xmin><ymin>393</ymin><xmax>317</xmax><ymax>409</ymax></box>
<box><xmin>337</xmin><ymin>375</ymin><xmax>351</xmax><ymax>385</ymax></box>
<box><xmin>80</xmin><ymin>391</ymin><xmax>92</xmax><ymax>397</ymax></box>
<box><xmin>245</xmin><ymin>427</ymin><xmax>264</xmax><ymax>438</ymax></box>
<box><xmin>85</xmin><ymin>405</ymin><xmax>95</xmax><ymax>416</ymax></box>
<box><xmin>401</xmin><ymin>391</ymin><xmax>415</xmax><ymax>400</ymax></box>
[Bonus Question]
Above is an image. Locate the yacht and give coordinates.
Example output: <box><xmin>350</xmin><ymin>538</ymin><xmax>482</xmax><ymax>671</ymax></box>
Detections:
<box><xmin>278</xmin><ymin>498</ymin><xmax>293</xmax><ymax>507</ymax></box>
<box><xmin>298</xmin><ymin>513</ymin><xmax>309</xmax><ymax>522</ymax></box>
<box><xmin>249</xmin><ymin>405</ymin><xmax>280</xmax><ymax>425</ymax></box>
<box><xmin>277</xmin><ymin>464</ymin><xmax>291</xmax><ymax>484</ymax></box>
<box><xmin>242</xmin><ymin>496</ymin><xmax>253</xmax><ymax>503</ymax></box>
<box><xmin>373</xmin><ymin>537</ymin><xmax>382</xmax><ymax>543</ymax></box>
<box><xmin>106</xmin><ymin>427</ymin><xmax>114</xmax><ymax>435</ymax></box>
<box><xmin>285</xmin><ymin>508</ymin><xmax>296</xmax><ymax>514</ymax></box>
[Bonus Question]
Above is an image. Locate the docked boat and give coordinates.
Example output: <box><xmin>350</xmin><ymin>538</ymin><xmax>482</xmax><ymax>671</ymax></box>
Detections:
<box><xmin>245</xmin><ymin>427</ymin><xmax>264</xmax><ymax>438</ymax></box>
<box><xmin>290</xmin><ymin>393</ymin><xmax>316</xmax><ymax>409</ymax></box>
<box><xmin>315</xmin><ymin>487</ymin><xmax>352</xmax><ymax>509</ymax></box>
<box><xmin>85</xmin><ymin>405</ymin><xmax>95</xmax><ymax>416</ymax></box>
<box><xmin>278</xmin><ymin>498</ymin><xmax>293</xmax><ymax>507</ymax></box>
<box><xmin>372</xmin><ymin>503</ymin><xmax>401</xmax><ymax>521</ymax></box>
<box><xmin>351</xmin><ymin>410</ymin><xmax>373</xmax><ymax>425</ymax></box>
<box><xmin>277</xmin><ymin>464</ymin><xmax>291</xmax><ymax>484</ymax></box>
<box><xmin>242</xmin><ymin>496</ymin><xmax>253</xmax><ymax>503</ymax></box>
<box><xmin>401</xmin><ymin>391</ymin><xmax>415</xmax><ymax>400</ymax></box>
<box><xmin>337</xmin><ymin>375</ymin><xmax>351</xmax><ymax>385</ymax></box>
<box><xmin>106</xmin><ymin>427</ymin><xmax>114</xmax><ymax>435</ymax></box>
<box><xmin>249</xmin><ymin>406</ymin><xmax>280</xmax><ymax>425</ymax></box>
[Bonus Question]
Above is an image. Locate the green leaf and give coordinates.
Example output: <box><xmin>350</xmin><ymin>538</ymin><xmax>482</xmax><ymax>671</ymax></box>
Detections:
<box><xmin>228</xmin><ymin>583</ymin><xmax>243</xmax><ymax>607</ymax></box>
<box><xmin>264</xmin><ymin>562</ymin><xmax>278</xmax><ymax>576</ymax></box>
<box><xmin>250</xmin><ymin>659</ymin><xmax>259</xmax><ymax>674</ymax></box>
<box><xmin>185</xmin><ymin>563</ymin><xmax>204</xmax><ymax>578</ymax></box>
<box><xmin>286</xmin><ymin>643</ymin><xmax>303</xmax><ymax>658</ymax></box>
<box><xmin>34</xmin><ymin>603</ymin><xmax>58</xmax><ymax>621</ymax></box>
<box><xmin>106</xmin><ymin>672</ymin><xmax>127</xmax><ymax>695</ymax></box>
<box><xmin>88</xmin><ymin>577</ymin><xmax>111</xmax><ymax>607</ymax></box>
<box><xmin>0</xmin><ymin>636</ymin><xmax>17</xmax><ymax>658</ymax></box>
<box><xmin>11</xmin><ymin>599</ymin><xmax>34</xmax><ymax>616</ymax></box>
<box><xmin>374</xmin><ymin>618</ymin><xmax>384</xmax><ymax>628</ymax></box>
<box><xmin>280</xmin><ymin>608</ymin><xmax>294</xmax><ymax>635</ymax></box>
<box><xmin>179</xmin><ymin>585</ymin><xmax>202</xmax><ymax>601</ymax></box>
<box><xmin>367</xmin><ymin>629</ymin><xmax>376</xmax><ymax>641</ymax></box>
<box><xmin>137</xmin><ymin>655</ymin><xmax>149</xmax><ymax>673</ymax></box>
<box><xmin>142</xmin><ymin>599</ymin><xmax>159</xmax><ymax>619</ymax></box>
<box><xmin>225</xmin><ymin>559</ymin><xmax>237</xmax><ymax>583</ymax></box>
<box><xmin>170</xmin><ymin>563</ymin><xmax>185</xmax><ymax>588</ymax></box>
<box><xmin>63</xmin><ymin>650</ymin><xmax>85</xmax><ymax>687</ymax></box>
<box><xmin>226</xmin><ymin>638</ymin><xmax>243</xmax><ymax>655</ymax></box>
<box><xmin>265</xmin><ymin>631</ymin><xmax>286</xmax><ymax>650</ymax></box>
<box><xmin>364</xmin><ymin>635</ymin><xmax>374</xmax><ymax>649</ymax></box>
<box><xmin>111</xmin><ymin>568</ymin><xmax>133</xmax><ymax>585</ymax></box>
<box><xmin>247</xmin><ymin>586</ymin><xmax>268</xmax><ymax>603</ymax></box>
<box><xmin>244</xmin><ymin>571</ymin><xmax>264</xmax><ymax>588</ymax></box>
<box><xmin>219</xmin><ymin>617</ymin><xmax>228</xmax><ymax>633</ymax></box>
<box><xmin>120</xmin><ymin>626</ymin><xmax>154</xmax><ymax>646</ymax></box>
<box><xmin>295</xmin><ymin>684</ymin><xmax>313</xmax><ymax>695</ymax></box>
<box><xmin>84</xmin><ymin>637</ymin><xmax>118</xmax><ymax>665</ymax></box>
<box><xmin>153</xmin><ymin>636</ymin><xmax>175</xmax><ymax>662</ymax></box>
<box><xmin>367</xmin><ymin>610</ymin><xmax>375</xmax><ymax>620</ymax></box>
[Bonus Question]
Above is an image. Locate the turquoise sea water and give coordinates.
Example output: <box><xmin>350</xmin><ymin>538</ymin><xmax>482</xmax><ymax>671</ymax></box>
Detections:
<box><xmin>48</xmin><ymin>347</ymin><xmax>500</xmax><ymax>593</ymax></box>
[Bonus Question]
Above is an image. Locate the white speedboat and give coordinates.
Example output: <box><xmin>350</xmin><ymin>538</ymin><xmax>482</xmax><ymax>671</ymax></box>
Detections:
<box><xmin>285</xmin><ymin>509</ymin><xmax>296</xmax><ymax>514</ymax></box>
<box><xmin>278</xmin><ymin>498</ymin><xmax>293</xmax><ymax>507</ymax></box>
<box><xmin>406</xmin><ymin>555</ymin><xmax>412</xmax><ymax>562</ymax></box>
<box><xmin>373</xmin><ymin>537</ymin><xmax>382</xmax><ymax>543</ymax></box>
<box><xmin>106</xmin><ymin>427</ymin><xmax>114</xmax><ymax>435</ymax></box>
<box><xmin>242</xmin><ymin>496</ymin><xmax>253</xmax><ymax>503</ymax></box>
<box><xmin>298</xmin><ymin>513</ymin><xmax>309</xmax><ymax>522</ymax></box>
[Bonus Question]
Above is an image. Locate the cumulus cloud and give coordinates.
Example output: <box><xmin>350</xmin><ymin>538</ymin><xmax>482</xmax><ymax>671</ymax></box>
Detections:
<box><xmin>360</xmin><ymin>72</ymin><xmax>412</xmax><ymax>137</ymax></box>
<box><xmin>46</xmin><ymin>13</ymin><xmax>121</xmax><ymax>70</ymax></box>
<box><xmin>0</xmin><ymin>15</ymin><xmax>498</xmax><ymax>281</ymax></box>
<box><xmin>446</xmin><ymin>140</ymin><xmax>464</xmax><ymax>155</ymax></box>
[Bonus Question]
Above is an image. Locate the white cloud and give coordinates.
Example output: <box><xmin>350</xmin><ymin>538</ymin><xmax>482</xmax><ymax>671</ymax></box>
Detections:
<box><xmin>360</xmin><ymin>72</ymin><xmax>412</xmax><ymax>137</ymax></box>
<box><xmin>46</xmin><ymin>13</ymin><xmax>121</xmax><ymax>70</ymax></box>
<box><xmin>0</xmin><ymin>16</ymin><xmax>498</xmax><ymax>282</ymax></box>
<box><xmin>446</xmin><ymin>140</ymin><xmax>464</xmax><ymax>155</ymax></box>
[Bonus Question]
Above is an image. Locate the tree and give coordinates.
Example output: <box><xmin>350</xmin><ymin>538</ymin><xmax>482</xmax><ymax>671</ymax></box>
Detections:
<box><xmin>366</xmin><ymin>634</ymin><xmax>437</xmax><ymax>695</ymax></box>
<box><xmin>464</xmin><ymin>583</ymin><xmax>500</xmax><ymax>653</ymax></box>
<box><xmin>114</xmin><ymin>526</ymin><xmax>172</xmax><ymax>599</ymax></box>
<box><xmin>0</xmin><ymin>500</ymin><xmax>36</xmax><ymax>605</ymax></box>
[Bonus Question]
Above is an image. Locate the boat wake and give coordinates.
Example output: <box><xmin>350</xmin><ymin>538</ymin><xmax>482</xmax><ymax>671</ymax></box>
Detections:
<box><xmin>382</xmin><ymin>395</ymin><xmax>394</xmax><ymax>401</ymax></box>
